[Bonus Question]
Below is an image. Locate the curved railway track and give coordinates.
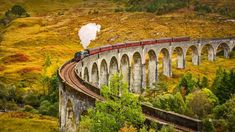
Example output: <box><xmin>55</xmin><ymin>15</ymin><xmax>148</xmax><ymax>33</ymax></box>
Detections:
<box><xmin>59</xmin><ymin>60</ymin><xmax>202</xmax><ymax>132</ymax></box>
<box><xmin>60</xmin><ymin>62</ymin><xmax>104</xmax><ymax>101</ymax></box>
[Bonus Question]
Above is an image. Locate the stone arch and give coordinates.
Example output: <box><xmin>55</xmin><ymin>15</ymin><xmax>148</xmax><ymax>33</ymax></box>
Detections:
<box><xmin>216</xmin><ymin>43</ymin><xmax>230</xmax><ymax>58</ymax></box>
<box><xmin>84</xmin><ymin>67</ymin><xmax>89</xmax><ymax>82</ymax></box>
<box><xmin>186</xmin><ymin>45</ymin><xmax>199</xmax><ymax>65</ymax></box>
<box><xmin>65</xmin><ymin>99</ymin><xmax>76</xmax><ymax>132</ymax></box>
<box><xmin>131</xmin><ymin>52</ymin><xmax>142</xmax><ymax>93</ymax></box>
<box><xmin>146</xmin><ymin>50</ymin><xmax>157</xmax><ymax>88</ymax></box>
<box><xmin>201</xmin><ymin>44</ymin><xmax>214</xmax><ymax>61</ymax></box>
<box><xmin>100</xmin><ymin>59</ymin><xmax>108</xmax><ymax>86</ymax></box>
<box><xmin>158</xmin><ymin>48</ymin><xmax>171</xmax><ymax>77</ymax></box>
<box><xmin>91</xmin><ymin>63</ymin><xmax>99</xmax><ymax>87</ymax></box>
<box><xmin>109</xmin><ymin>56</ymin><xmax>118</xmax><ymax>80</ymax></box>
<box><xmin>120</xmin><ymin>54</ymin><xmax>130</xmax><ymax>86</ymax></box>
<box><xmin>172</xmin><ymin>47</ymin><xmax>185</xmax><ymax>69</ymax></box>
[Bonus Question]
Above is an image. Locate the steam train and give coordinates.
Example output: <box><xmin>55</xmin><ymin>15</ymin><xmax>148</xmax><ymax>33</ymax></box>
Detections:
<box><xmin>73</xmin><ymin>36</ymin><xmax>190</xmax><ymax>62</ymax></box>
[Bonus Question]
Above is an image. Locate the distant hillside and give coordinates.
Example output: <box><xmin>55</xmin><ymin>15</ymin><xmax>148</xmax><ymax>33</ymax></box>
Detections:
<box><xmin>113</xmin><ymin>0</ymin><xmax>235</xmax><ymax>17</ymax></box>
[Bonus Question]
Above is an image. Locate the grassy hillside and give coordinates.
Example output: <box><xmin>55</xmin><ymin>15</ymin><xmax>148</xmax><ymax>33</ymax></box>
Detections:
<box><xmin>0</xmin><ymin>0</ymin><xmax>234</xmax><ymax>87</ymax></box>
<box><xmin>0</xmin><ymin>112</ymin><xmax>58</xmax><ymax>132</ymax></box>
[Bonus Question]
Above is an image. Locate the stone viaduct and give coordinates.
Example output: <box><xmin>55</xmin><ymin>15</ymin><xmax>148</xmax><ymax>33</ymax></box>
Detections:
<box><xmin>76</xmin><ymin>38</ymin><xmax>235</xmax><ymax>93</ymax></box>
<box><xmin>59</xmin><ymin>37</ymin><xmax>235</xmax><ymax>132</ymax></box>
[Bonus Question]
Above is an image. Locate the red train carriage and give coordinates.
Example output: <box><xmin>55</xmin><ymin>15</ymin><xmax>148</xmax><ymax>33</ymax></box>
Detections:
<box><xmin>89</xmin><ymin>47</ymin><xmax>100</xmax><ymax>55</ymax></box>
<box><xmin>172</xmin><ymin>37</ymin><xmax>190</xmax><ymax>42</ymax></box>
<box><xmin>126</xmin><ymin>41</ymin><xmax>141</xmax><ymax>47</ymax></box>
<box><xmin>141</xmin><ymin>39</ymin><xmax>157</xmax><ymax>45</ymax></box>
<box><xmin>100</xmin><ymin>44</ymin><xmax>113</xmax><ymax>52</ymax></box>
<box><xmin>156</xmin><ymin>38</ymin><xmax>172</xmax><ymax>43</ymax></box>
<box><xmin>112</xmin><ymin>43</ymin><xmax>126</xmax><ymax>49</ymax></box>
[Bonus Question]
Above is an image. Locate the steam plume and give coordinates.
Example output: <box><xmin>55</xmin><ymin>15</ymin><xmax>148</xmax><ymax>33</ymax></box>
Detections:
<box><xmin>78</xmin><ymin>23</ymin><xmax>101</xmax><ymax>49</ymax></box>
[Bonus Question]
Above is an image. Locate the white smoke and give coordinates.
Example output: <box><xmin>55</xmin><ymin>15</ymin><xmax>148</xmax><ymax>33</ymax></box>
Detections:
<box><xmin>78</xmin><ymin>23</ymin><xmax>101</xmax><ymax>49</ymax></box>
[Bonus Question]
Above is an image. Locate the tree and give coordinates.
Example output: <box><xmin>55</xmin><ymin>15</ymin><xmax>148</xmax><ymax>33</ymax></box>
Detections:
<box><xmin>203</xmin><ymin>118</ymin><xmax>216</xmax><ymax>132</ymax></box>
<box><xmin>212</xmin><ymin>68</ymin><xmax>235</xmax><ymax>104</ymax></box>
<box><xmin>11</xmin><ymin>5</ymin><xmax>26</xmax><ymax>16</ymax></box>
<box><xmin>200</xmin><ymin>76</ymin><xmax>209</xmax><ymax>88</ymax></box>
<box><xmin>213</xmin><ymin>95</ymin><xmax>235</xmax><ymax>131</ymax></box>
<box><xmin>148</xmin><ymin>82</ymin><xmax>168</xmax><ymax>98</ymax></box>
<box><xmin>152</xmin><ymin>92</ymin><xmax>186</xmax><ymax>114</ymax></box>
<box><xmin>177</xmin><ymin>73</ymin><xmax>197</xmax><ymax>96</ymax></box>
<box><xmin>78</xmin><ymin>73</ymin><xmax>145</xmax><ymax>131</ymax></box>
<box><xmin>23</xmin><ymin>91</ymin><xmax>40</xmax><ymax>107</ymax></box>
<box><xmin>186</xmin><ymin>88</ymin><xmax>218</xmax><ymax>118</ymax></box>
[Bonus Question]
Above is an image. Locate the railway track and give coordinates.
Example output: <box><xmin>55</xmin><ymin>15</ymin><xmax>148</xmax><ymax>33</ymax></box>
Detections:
<box><xmin>59</xmin><ymin>61</ymin><xmax>202</xmax><ymax>132</ymax></box>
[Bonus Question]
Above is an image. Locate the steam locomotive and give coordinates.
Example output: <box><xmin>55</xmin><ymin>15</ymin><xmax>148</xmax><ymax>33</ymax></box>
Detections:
<box><xmin>73</xmin><ymin>36</ymin><xmax>190</xmax><ymax>62</ymax></box>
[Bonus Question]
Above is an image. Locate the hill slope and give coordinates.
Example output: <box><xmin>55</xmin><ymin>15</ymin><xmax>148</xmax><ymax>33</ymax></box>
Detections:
<box><xmin>0</xmin><ymin>0</ymin><xmax>234</xmax><ymax>87</ymax></box>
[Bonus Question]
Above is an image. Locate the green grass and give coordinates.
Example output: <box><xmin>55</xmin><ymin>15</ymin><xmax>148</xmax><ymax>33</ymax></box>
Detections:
<box><xmin>0</xmin><ymin>112</ymin><xmax>58</xmax><ymax>132</ymax></box>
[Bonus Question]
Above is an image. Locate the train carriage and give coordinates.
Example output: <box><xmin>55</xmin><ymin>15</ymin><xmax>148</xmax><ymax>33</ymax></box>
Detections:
<box><xmin>126</xmin><ymin>41</ymin><xmax>141</xmax><ymax>47</ymax></box>
<box><xmin>112</xmin><ymin>43</ymin><xmax>126</xmax><ymax>49</ymax></box>
<box><xmin>141</xmin><ymin>39</ymin><xmax>157</xmax><ymax>45</ymax></box>
<box><xmin>172</xmin><ymin>36</ymin><xmax>190</xmax><ymax>42</ymax></box>
<box><xmin>156</xmin><ymin>38</ymin><xmax>172</xmax><ymax>43</ymax></box>
<box><xmin>89</xmin><ymin>47</ymin><xmax>101</xmax><ymax>55</ymax></box>
<box><xmin>100</xmin><ymin>44</ymin><xmax>113</xmax><ymax>52</ymax></box>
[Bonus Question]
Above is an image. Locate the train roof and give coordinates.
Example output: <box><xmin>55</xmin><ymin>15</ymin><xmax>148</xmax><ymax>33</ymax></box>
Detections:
<box><xmin>173</xmin><ymin>36</ymin><xmax>190</xmax><ymax>39</ymax></box>
<box><xmin>125</xmin><ymin>40</ymin><xmax>141</xmax><ymax>44</ymax></box>
<box><xmin>141</xmin><ymin>39</ymin><xmax>156</xmax><ymax>42</ymax></box>
<box><xmin>112</xmin><ymin>43</ymin><xmax>125</xmax><ymax>46</ymax></box>
<box><xmin>99</xmin><ymin>44</ymin><xmax>112</xmax><ymax>48</ymax></box>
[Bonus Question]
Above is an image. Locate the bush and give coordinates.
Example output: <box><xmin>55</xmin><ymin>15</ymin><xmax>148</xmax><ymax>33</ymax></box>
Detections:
<box><xmin>48</xmin><ymin>102</ymin><xmax>59</xmax><ymax>117</ymax></box>
<box><xmin>212</xmin><ymin>68</ymin><xmax>235</xmax><ymax>104</ymax></box>
<box><xmin>23</xmin><ymin>92</ymin><xmax>40</xmax><ymax>107</ymax></box>
<box><xmin>159</xmin><ymin>125</ymin><xmax>175</xmax><ymax>132</ymax></box>
<box><xmin>0</xmin><ymin>5</ymin><xmax>29</xmax><ymax>26</ymax></box>
<box><xmin>186</xmin><ymin>88</ymin><xmax>218</xmax><ymax>118</ymax></box>
<box><xmin>146</xmin><ymin>4</ymin><xmax>157</xmax><ymax>13</ymax></box>
<box><xmin>203</xmin><ymin>118</ymin><xmax>216</xmax><ymax>132</ymax></box>
<box><xmin>38</xmin><ymin>100</ymin><xmax>51</xmax><ymax>115</ymax></box>
<box><xmin>194</xmin><ymin>2</ymin><xmax>212</xmax><ymax>14</ymax></box>
<box><xmin>213</xmin><ymin>96</ymin><xmax>235</xmax><ymax>131</ymax></box>
<box><xmin>23</xmin><ymin>105</ymin><xmax>34</xmax><ymax>112</ymax></box>
<box><xmin>0</xmin><ymin>99</ymin><xmax>7</xmax><ymax>111</ymax></box>
<box><xmin>5</xmin><ymin>101</ymin><xmax>18</xmax><ymax>111</ymax></box>
<box><xmin>114</xmin><ymin>6</ymin><xmax>124</xmax><ymax>12</ymax></box>
<box><xmin>11</xmin><ymin>5</ymin><xmax>27</xmax><ymax>16</ymax></box>
<box><xmin>177</xmin><ymin>73</ymin><xmax>197</xmax><ymax>95</ymax></box>
<box><xmin>152</xmin><ymin>92</ymin><xmax>186</xmax><ymax>114</ymax></box>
